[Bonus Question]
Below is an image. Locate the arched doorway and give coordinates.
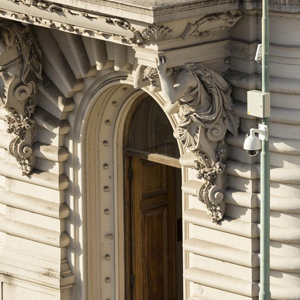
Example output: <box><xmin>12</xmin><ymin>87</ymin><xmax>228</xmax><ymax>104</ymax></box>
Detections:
<box><xmin>123</xmin><ymin>96</ymin><xmax>183</xmax><ymax>300</ymax></box>
<box><xmin>78</xmin><ymin>79</ymin><xmax>185</xmax><ymax>300</ymax></box>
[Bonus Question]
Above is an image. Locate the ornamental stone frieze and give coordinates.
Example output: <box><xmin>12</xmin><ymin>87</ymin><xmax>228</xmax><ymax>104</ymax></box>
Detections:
<box><xmin>1</xmin><ymin>0</ymin><xmax>241</xmax><ymax>49</ymax></box>
<box><xmin>0</xmin><ymin>21</ymin><xmax>42</xmax><ymax>175</ymax></box>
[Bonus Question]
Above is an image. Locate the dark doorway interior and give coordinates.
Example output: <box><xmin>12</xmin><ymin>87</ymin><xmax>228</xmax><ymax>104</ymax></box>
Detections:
<box><xmin>124</xmin><ymin>96</ymin><xmax>183</xmax><ymax>300</ymax></box>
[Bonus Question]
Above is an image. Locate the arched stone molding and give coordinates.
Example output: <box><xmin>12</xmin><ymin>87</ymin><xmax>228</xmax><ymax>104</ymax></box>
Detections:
<box><xmin>69</xmin><ymin>71</ymin><xmax>183</xmax><ymax>300</ymax></box>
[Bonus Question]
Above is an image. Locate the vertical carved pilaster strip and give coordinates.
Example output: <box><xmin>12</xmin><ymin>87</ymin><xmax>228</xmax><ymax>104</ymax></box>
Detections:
<box><xmin>0</xmin><ymin>21</ymin><xmax>42</xmax><ymax>175</ymax></box>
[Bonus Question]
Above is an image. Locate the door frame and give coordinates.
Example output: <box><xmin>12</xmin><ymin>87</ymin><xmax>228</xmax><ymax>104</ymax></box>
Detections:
<box><xmin>114</xmin><ymin>90</ymin><xmax>184</xmax><ymax>300</ymax></box>
<box><xmin>124</xmin><ymin>151</ymin><xmax>182</xmax><ymax>300</ymax></box>
<box><xmin>121</xmin><ymin>94</ymin><xmax>183</xmax><ymax>300</ymax></box>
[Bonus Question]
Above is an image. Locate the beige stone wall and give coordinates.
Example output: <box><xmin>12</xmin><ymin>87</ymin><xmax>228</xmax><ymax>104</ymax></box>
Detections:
<box><xmin>226</xmin><ymin>8</ymin><xmax>300</xmax><ymax>300</ymax></box>
<box><xmin>0</xmin><ymin>1</ymin><xmax>299</xmax><ymax>299</ymax></box>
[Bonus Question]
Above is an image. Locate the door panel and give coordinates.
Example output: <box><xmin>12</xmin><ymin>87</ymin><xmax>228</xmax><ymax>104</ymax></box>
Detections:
<box><xmin>130</xmin><ymin>157</ymin><xmax>176</xmax><ymax>300</ymax></box>
<box><xmin>143</xmin><ymin>207</ymin><xmax>167</xmax><ymax>299</ymax></box>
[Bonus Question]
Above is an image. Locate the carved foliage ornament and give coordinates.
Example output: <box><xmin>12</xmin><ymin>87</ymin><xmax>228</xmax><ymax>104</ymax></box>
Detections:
<box><xmin>0</xmin><ymin>21</ymin><xmax>42</xmax><ymax>175</ymax></box>
<box><xmin>176</xmin><ymin>64</ymin><xmax>239</xmax><ymax>222</ymax></box>
<box><xmin>153</xmin><ymin>61</ymin><xmax>239</xmax><ymax>222</ymax></box>
<box><xmin>8</xmin><ymin>0</ymin><xmax>96</xmax><ymax>17</ymax></box>
<box><xmin>181</xmin><ymin>11</ymin><xmax>241</xmax><ymax>39</ymax></box>
<box><xmin>6</xmin><ymin>1</ymin><xmax>173</xmax><ymax>46</ymax></box>
<box><xmin>141</xmin><ymin>25</ymin><xmax>173</xmax><ymax>42</ymax></box>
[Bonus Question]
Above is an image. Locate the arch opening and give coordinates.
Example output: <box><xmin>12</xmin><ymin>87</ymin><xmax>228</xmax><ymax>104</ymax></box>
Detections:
<box><xmin>78</xmin><ymin>79</ymin><xmax>184</xmax><ymax>300</ymax></box>
<box><xmin>123</xmin><ymin>95</ymin><xmax>183</xmax><ymax>300</ymax></box>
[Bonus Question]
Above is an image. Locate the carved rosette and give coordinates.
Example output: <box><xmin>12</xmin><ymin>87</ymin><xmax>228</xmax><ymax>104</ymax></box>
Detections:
<box><xmin>0</xmin><ymin>21</ymin><xmax>42</xmax><ymax>175</ymax></box>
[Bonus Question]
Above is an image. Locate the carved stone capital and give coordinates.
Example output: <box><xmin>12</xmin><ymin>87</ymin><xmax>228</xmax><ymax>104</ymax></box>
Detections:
<box><xmin>0</xmin><ymin>21</ymin><xmax>42</xmax><ymax>175</ymax></box>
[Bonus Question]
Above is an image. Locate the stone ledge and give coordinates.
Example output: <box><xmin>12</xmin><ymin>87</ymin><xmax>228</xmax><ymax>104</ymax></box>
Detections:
<box><xmin>184</xmin><ymin>267</ymin><xmax>258</xmax><ymax>297</ymax></box>
<box><xmin>226</xmin><ymin>133</ymin><xmax>300</xmax><ymax>155</ymax></box>
<box><xmin>227</xmin><ymin>160</ymin><xmax>300</xmax><ymax>184</ymax></box>
<box><xmin>185</xmin><ymin>208</ymin><xmax>300</xmax><ymax>243</ymax></box>
<box><xmin>0</xmin><ymin>257</ymin><xmax>74</xmax><ymax>289</ymax></box>
<box><xmin>184</xmin><ymin>209</ymin><xmax>259</xmax><ymax>238</ymax></box>
<box><xmin>33</xmin><ymin>143</ymin><xmax>69</xmax><ymax>163</ymax></box>
<box><xmin>184</xmin><ymin>238</ymin><xmax>259</xmax><ymax>268</ymax></box>
<box><xmin>0</xmin><ymin>160</ymin><xmax>69</xmax><ymax>191</ymax></box>
<box><xmin>225</xmin><ymin>189</ymin><xmax>300</xmax><ymax>213</ymax></box>
<box><xmin>234</xmin><ymin>100</ymin><xmax>300</xmax><ymax>125</ymax></box>
<box><xmin>226</xmin><ymin>70</ymin><xmax>300</xmax><ymax>94</ymax></box>
<box><xmin>0</xmin><ymin>215</ymin><xmax>70</xmax><ymax>248</ymax></box>
<box><xmin>0</xmin><ymin>188</ymin><xmax>69</xmax><ymax>219</ymax></box>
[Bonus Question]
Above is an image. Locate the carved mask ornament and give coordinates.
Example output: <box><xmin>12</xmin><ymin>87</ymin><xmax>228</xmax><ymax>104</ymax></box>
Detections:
<box><xmin>0</xmin><ymin>21</ymin><xmax>42</xmax><ymax>175</ymax></box>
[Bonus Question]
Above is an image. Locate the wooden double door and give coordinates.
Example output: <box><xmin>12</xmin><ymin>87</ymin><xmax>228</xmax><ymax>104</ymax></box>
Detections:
<box><xmin>126</xmin><ymin>156</ymin><xmax>182</xmax><ymax>300</ymax></box>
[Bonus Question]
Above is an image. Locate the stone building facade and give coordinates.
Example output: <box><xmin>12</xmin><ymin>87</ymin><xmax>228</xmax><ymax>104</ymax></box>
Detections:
<box><xmin>0</xmin><ymin>0</ymin><xmax>300</xmax><ymax>299</ymax></box>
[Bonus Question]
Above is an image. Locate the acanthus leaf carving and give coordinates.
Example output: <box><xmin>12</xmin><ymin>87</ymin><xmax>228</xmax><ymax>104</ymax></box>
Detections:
<box><xmin>0</xmin><ymin>21</ymin><xmax>42</xmax><ymax>175</ymax></box>
<box><xmin>106</xmin><ymin>17</ymin><xmax>144</xmax><ymax>45</ymax></box>
<box><xmin>8</xmin><ymin>0</ymin><xmax>34</xmax><ymax>5</ymax></box>
<box><xmin>181</xmin><ymin>11</ymin><xmax>241</xmax><ymax>40</ymax></box>
<box><xmin>143</xmin><ymin>58</ymin><xmax>239</xmax><ymax>222</ymax></box>
<box><xmin>141</xmin><ymin>25</ymin><xmax>173</xmax><ymax>42</ymax></box>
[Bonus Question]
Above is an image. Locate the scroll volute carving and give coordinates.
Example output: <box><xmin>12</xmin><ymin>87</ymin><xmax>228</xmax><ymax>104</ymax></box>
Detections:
<box><xmin>135</xmin><ymin>57</ymin><xmax>239</xmax><ymax>222</ymax></box>
<box><xmin>0</xmin><ymin>21</ymin><xmax>42</xmax><ymax>175</ymax></box>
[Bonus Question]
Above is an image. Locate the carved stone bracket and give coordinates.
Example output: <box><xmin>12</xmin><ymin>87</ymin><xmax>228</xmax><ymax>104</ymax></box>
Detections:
<box><xmin>181</xmin><ymin>11</ymin><xmax>241</xmax><ymax>39</ymax></box>
<box><xmin>0</xmin><ymin>21</ymin><xmax>42</xmax><ymax>175</ymax></box>
<box><xmin>176</xmin><ymin>64</ymin><xmax>239</xmax><ymax>222</ymax></box>
<box><xmin>145</xmin><ymin>60</ymin><xmax>239</xmax><ymax>222</ymax></box>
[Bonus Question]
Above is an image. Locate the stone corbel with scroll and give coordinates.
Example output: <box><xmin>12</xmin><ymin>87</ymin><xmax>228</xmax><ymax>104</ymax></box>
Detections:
<box><xmin>153</xmin><ymin>57</ymin><xmax>239</xmax><ymax>222</ymax></box>
<box><xmin>0</xmin><ymin>21</ymin><xmax>42</xmax><ymax>175</ymax></box>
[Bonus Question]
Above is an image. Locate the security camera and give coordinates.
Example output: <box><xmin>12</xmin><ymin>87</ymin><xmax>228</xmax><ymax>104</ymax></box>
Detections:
<box><xmin>243</xmin><ymin>125</ymin><xmax>268</xmax><ymax>156</ymax></box>
<box><xmin>243</xmin><ymin>131</ymin><xmax>261</xmax><ymax>156</ymax></box>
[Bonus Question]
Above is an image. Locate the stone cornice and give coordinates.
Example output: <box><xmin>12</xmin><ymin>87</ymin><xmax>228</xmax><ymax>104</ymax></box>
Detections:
<box><xmin>242</xmin><ymin>0</ymin><xmax>300</xmax><ymax>12</ymax></box>
<box><xmin>3</xmin><ymin>0</ymin><xmax>240</xmax><ymax>23</ymax></box>
<box><xmin>0</xmin><ymin>6</ymin><xmax>144</xmax><ymax>47</ymax></box>
<box><xmin>0</xmin><ymin>1</ymin><xmax>243</xmax><ymax>50</ymax></box>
